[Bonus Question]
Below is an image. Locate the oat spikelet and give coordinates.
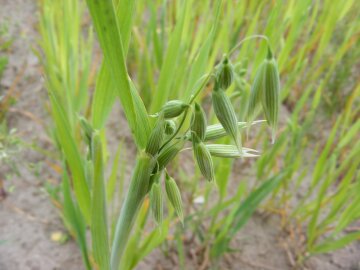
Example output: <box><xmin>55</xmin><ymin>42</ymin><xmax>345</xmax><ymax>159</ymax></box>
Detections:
<box><xmin>165</xmin><ymin>174</ymin><xmax>184</xmax><ymax>225</ymax></box>
<box><xmin>212</xmin><ymin>85</ymin><xmax>242</xmax><ymax>154</ymax></box>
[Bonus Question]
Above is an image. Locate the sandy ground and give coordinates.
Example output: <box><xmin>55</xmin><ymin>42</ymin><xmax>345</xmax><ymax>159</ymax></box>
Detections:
<box><xmin>0</xmin><ymin>0</ymin><xmax>359</xmax><ymax>270</ymax></box>
<box><xmin>0</xmin><ymin>0</ymin><xmax>84</xmax><ymax>269</ymax></box>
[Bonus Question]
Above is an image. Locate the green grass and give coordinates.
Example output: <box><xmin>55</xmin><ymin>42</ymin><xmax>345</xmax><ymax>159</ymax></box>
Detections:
<box><xmin>39</xmin><ymin>0</ymin><xmax>94</xmax><ymax>264</ymax></box>
<box><xmin>38</xmin><ymin>0</ymin><xmax>360</xmax><ymax>269</ymax></box>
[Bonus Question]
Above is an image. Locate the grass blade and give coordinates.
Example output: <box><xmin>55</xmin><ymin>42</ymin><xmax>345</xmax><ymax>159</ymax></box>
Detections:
<box><xmin>212</xmin><ymin>172</ymin><xmax>285</xmax><ymax>258</ymax></box>
<box><xmin>86</xmin><ymin>0</ymin><xmax>150</xmax><ymax>148</ymax></box>
<box><xmin>49</xmin><ymin>94</ymin><xmax>91</xmax><ymax>223</ymax></box>
<box><xmin>62</xmin><ymin>170</ymin><xmax>91</xmax><ymax>270</ymax></box>
<box><xmin>91</xmin><ymin>134</ymin><xmax>110</xmax><ymax>269</ymax></box>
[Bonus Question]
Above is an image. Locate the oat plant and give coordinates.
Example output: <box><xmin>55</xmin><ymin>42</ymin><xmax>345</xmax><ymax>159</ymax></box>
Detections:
<box><xmin>85</xmin><ymin>1</ymin><xmax>281</xmax><ymax>268</ymax></box>
<box><xmin>41</xmin><ymin>0</ymin><xmax>281</xmax><ymax>269</ymax></box>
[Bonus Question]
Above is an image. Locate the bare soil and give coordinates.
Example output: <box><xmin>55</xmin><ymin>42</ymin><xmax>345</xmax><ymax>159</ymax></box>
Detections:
<box><xmin>0</xmin><ymin>0</ymin><xmax>359</xmax><ymax>270</ymax></box>
<box><xmin>0</xmin><ymin>0</ymin><xmax>83</xmax><ymax>269</ymax></box>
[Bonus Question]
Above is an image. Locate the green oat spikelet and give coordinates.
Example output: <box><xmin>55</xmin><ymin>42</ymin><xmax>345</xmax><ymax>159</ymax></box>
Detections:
<box><xmin>215</xmin><ymin>54</ymin><xmax>234</xmax><ymax>90</ymax></box>
<box><xmin>191</xmin><ymin>103</ymin><xmax>207</xmax><ymax>141</ymax></box>
<box><xmin>146</xmin><ymin>113</ymin><xmax>165</xmax><ymax>156</ymax></box>
<box><xmin>192</xmin><ymin>133</ymin><xmax>215</xmax><ymax>182</ymax></box>
<box><xmin>212</xmin><ymin>85</ymin><xmax>242</xmax><ymax>154</ymax></box>
<box><xmin>165</xmin><ymin>173</ymin><xmax>184</xmax><ymax>225</ymax></box>
<box><xmin>148</xmin><ymin>170</ymin><xmax>161</xmax><ymax>193</ymax></box>
<box><xmin>247</xmin><ymin>61</ymin><xmax>266</xmax><ymax>126</ymax></box>
<box><xmin>247</xmin><ymin>48</ymin><xmax>280</xmax><ymax>143</ymax></box>
<box><xmin>164</xmin><ymin>120</ymin><xmax>176</xmax><ymax>135</ymax></box>
<box><xmin>206</xmin><ymin>144</ymin><xmax>259</xmax><ymax>158</ymax></box>
<box><xmin>161</xmin><ymin>100</ymin><xmax>189</xmax><ymax>119</ymax></box>
<box><xmin>184</xmin><ymin>120</ymin><xmax>265</xmax><ymax>141</ymax></box>
<box><xmin>204</xmin><ymin>120</ymin><xmax>265</xmax><ymax>141</ymax></box>
<box><xmin>262</xmin><ymin>48</ymin><xmax>280</xmax><ymax>143</ymax></box>
<box><xmin>149</xmin><ymin>182</ymin><xmax>163</xmax><ymax>226</ymax></box>
<box><xmin>157</xmin><ymin>140</ymin><xmax>184</xmax><ymax>170</ymax></box>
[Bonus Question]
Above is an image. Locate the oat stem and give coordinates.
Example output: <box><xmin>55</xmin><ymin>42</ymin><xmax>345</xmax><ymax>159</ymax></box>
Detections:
<box><xmin>229</xmin><ymin>35</ymin><xmax>269</xmax><ymax>56</ymax></box>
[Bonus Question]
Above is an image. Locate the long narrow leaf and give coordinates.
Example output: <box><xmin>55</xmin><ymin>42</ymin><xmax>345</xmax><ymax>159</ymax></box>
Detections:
<box><xmin>91</xmin><ymin>0</ymin><xmax>137</xmax><ymax>129</ymax></box>
<box><xmin>62</xmin><ymin>169</ymin><xmax>91</xmax><ymax>270</ymax></box>
<box><xmin>49</xmin><ymin>93</ymin><xmax>91</xmax><ymax>222</ymax></box>
<box><xmin>91</xmin><ymin>134</ymin><xmax>110</xmax><ymax>269</ymax></box>
<box><xmin>212</xmin><ymin>172</ymin><xmax>284</xmax><ymax>258</ymax></box>
<box><xmin>86</xmin><ymin>0</ymin><xmax>150</xmax><ymax>148</ymax></box>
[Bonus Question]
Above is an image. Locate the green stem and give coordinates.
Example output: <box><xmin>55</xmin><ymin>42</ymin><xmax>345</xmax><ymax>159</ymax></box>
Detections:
<box><xmin>159</xmin><ymin>108</ymin><xmax>189</xmax><ymax>152</ymax></box>
<box><xmin>188</xmin><ymin>73</ymin><xmax>213</xmax><ymax>104</ymax></box>
<box><xmin>159</xmin><ymin>73</ymin><xmax>212</xmax><ymax>152</ymax></box>
<box><xmin>110</xmin><ymin>152</ymin><xmax>155</xmax><ymax>270</ymax></box>
<box><xmin>229</xmin><ymin>35</ymin><xmax>269</xmax><ymax>57</ymax></box>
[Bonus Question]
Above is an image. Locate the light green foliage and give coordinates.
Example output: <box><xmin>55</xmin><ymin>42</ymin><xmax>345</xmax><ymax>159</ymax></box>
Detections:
<box><xmin>49</xmin><ymin>94</ymin><xmax>91</xmax><ymax>222</ymax></box>
<box><xmin>39</xmin><ymin>0</ymin><xmax>93</xmax><ymax>224</ymax></box>
<box><xmin>62</xmin><ymin>170</ymin><xmax>91</xmax><ymax>269</ymax></box>
<box><xmin>298</xmin><ymin>105</ymin><xmax>360</xmax><ymax>256</ymax></box>
<box><xmin>86</xmin><ymin>0</ymin><xmax>150</xmax><ymax>149</ymax></box>
<box><xmin>211</xmin><ymin>173</ymin><xmax>285</xmax><ymax>258</ymax></box>
<box><xmin>39</xmin><ymin>0</ymin><xmax>93</xmax><ymax>127</ymax></box>
<box><xmin>38</xmin><ymin>0</ymin><xmax>360</xmax><ymax>269</ymax></box>
<box><xmin>91</xmin><ymin>133</ymin><xmax>110</xmax><ymax>269</ymax></box>
<box><xmin>149</xmin><ymin>0</ymin><xmax>192</xmax><ymax>113</ymax></box>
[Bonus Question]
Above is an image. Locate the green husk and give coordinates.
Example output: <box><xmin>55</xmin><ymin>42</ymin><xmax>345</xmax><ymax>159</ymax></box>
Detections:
<box><xmin>215</xmin><ymin>55</ymin><xmax>234</xmax><ymax>90</ymax></box>
<box><xmin>185</xmin><ymin>120</ymin><xmax>266</xmax><ymax>141</ymax></box>
<box><xmin>146</xmin><ymin>114</ymin><xmax>165</xmax><ymax>156</ymax></box>
<box><xmin>206</xmin><ymin>144</ymin><xmax>259</xmax><ymax>158</ymax></box>
<box><xmin>157</xmin><ymin>140</ymin><xmax>185</xmax><ymax>170</ymax></box>
<box><xmin>212</xmin><ymin>86</ymin><xmax>242</xmax><ymax>153</ymax></box>
<box><xmin>165</xmin><ymin>174</ymin><xmax>184</xmax><ymax>224</ymax></box>
<box><xmin>247</xmin><ymin>62</ymin><xmax>266</xmax><ymax>125</ymax></box>
<box><xmin>150</xmin><ymin>182</ymin><xmax>164</xmax><ymax>226</ymax></box>
<box><xmin>261</xmin><ymin>51</ymin><xmax>280</xmax><ymax>143</ymax></box>
<box><xmin>193</xmin><ymin>134</ymin><xmax>215</xmax><ymax>182</ymax></box>
<box><xmin>164</xmin><ymin>120</ymin><xmax>176</xmax><ymax>135</ymax></box>
<box><xmin>191</xmin><ymin>103</ymin><xmax>207</xmax><ymax>141</ymax></box>
<box><xmin>161</xmin><ymin>100</ymin><xmax>189</xmax><ymax>119</ymax></box>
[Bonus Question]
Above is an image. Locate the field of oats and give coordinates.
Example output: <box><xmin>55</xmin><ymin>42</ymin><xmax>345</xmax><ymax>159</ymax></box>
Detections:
<box><xmin>0</xmin><ymin>0</ymin><xmax>359</xmax><ymax>269</ymax></box>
